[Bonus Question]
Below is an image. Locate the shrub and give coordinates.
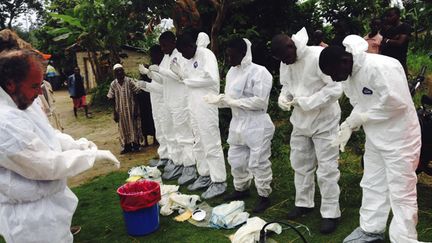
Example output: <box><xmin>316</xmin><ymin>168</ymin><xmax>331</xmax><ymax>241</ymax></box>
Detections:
<box><xmin>89</xmin><ymin>79</ymin><xmax>112</xmax><ymax>108</ymax></box>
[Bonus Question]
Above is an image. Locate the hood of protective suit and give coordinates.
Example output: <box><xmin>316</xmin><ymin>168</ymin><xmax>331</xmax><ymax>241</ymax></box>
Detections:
<box><xmin>225</xmin><ymin>38</ymin><xmax>253</xmax><ymax>99</ymax></box>
<box><xmin>292</xmin><ymin>27</ymin><xmax>308</xmax><ymax>60</ymax></box>
<box><xmin>342</xmin><ymin>35</ymin><xmax>368</xmax><ymax>74</ymax></box>
<box><xmin>240</xmin><ymin>38</ymin><xmax>252</xmax><ymax>67</ymax></box>
<box><xmin>0</xmin><ymin>87</ymin><xmax>15</xmax><ymax>107</ymax></box>
<box><xmin>196</xmin><ymin>32</ymin><xmax>210</xmax><ymax>48</ymax></box>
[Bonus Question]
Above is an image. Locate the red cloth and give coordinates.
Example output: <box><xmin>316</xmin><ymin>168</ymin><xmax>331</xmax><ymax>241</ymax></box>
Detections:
<box><xmin>117</xmin><ymin>180</ymin><xmax>161</xmax><ymax>212</ymax></box>
<box><xmin>72</xmin><ymin>96</ymin><xmax>86</xmax><ymax>108</ymax></box>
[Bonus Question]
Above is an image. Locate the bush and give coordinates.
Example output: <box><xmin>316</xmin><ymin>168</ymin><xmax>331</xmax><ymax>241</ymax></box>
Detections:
<box><xmin>407</xmin><ymin>50</ymin><xmax>432</xmax><ymax>78</ymax></box>
<box><xmin>89</xmin><ymin>79</ymin><xmax>112</xmax><ymax>108</ymax></box>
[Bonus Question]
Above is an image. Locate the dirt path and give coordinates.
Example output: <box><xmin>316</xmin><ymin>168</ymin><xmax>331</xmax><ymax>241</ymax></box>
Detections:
<box><xmin>53</xmin><ymin>90</ymin><xmax>158</xmax><ymax>187</ymax></box>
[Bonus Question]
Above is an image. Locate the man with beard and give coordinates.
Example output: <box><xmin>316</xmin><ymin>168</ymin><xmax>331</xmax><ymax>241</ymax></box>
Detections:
<box><xmin>0</xmin><ymin>49</ymin><xmax>120</xmax><ymax>243</ymax></box>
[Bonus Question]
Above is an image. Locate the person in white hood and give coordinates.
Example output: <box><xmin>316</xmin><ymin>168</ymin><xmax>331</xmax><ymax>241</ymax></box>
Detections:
<box><xmin>173</xmin><ymin>32</ymin><xmax>227</xmax><ymax>199</ymax></box>
<box><xmin>204</xmin><ymin>37</ymin><xmax>275</xmax><ymax>213</ymax></box>
<box><xmin>271</xmin><ymin>28</ymin><xmax>343</xmax><ymax>234</ymax></box>
<box><xmin>140</xmin><ymin>31</ymin><xmax>197</xmax><ymax>184</ymax></box>
<box><xmin>319</xmin><ymin>35</ymin><xmax>421</xmax><ymax>243</ymax></box>
<box><xmin>0</xmin><ymin>50</ymin><xmax>120</xmax><ymax>242</ymax></box>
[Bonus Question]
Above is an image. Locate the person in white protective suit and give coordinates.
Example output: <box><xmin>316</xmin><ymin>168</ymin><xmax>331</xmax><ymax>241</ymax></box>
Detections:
<box><xmin>0</xmin><ymin>49</ymin><xmax>120</xmax><ymax>243</ymax></box>
<box><xmin>138</xmin><ymin>45</ymin><xmax>171</xmax><ymax>168</ymax></box>
<box><xmin>271</xmin><ymin>28</ymin><xmax>343</xmax><ymax>234</ymax></box>
<box><xmin>204</xmin><ymin>37</ymin><xmax>275</xmax><ymax>213</ymax></box>
<box><xmin>172</xmin><ymin>31</ymin><xmax>227</xmax><ymax>199</ymax></box>
<box><xmin>319</xmin><ymin>35</ymin><xmax>421</xmax><ymax>243</ymax></box>
<box><xmin>139</xmin><ymin>31</ymin><xmax>197</xmax><ymax>184</ymax></box>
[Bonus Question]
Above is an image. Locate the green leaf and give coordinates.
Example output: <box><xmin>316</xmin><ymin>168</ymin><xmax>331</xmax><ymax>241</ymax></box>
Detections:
<box><xmin>47</xmin><ymin>27</ymin><xmax>72</xmax><ymax>36</ymax></box>
<box><xmin>53</xmin><ymin>32</ymin><xmax>72</xmax><ymax>41</ymax></box>
<box><xmin>49</xmin><ymin>13</ymin><xmax>84</xmax><ymax>29</ymax></box>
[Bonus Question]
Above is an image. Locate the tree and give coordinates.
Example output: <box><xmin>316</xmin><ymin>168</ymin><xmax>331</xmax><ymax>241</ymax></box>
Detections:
<box><xmin>0</xmin><ymin>0</ymin><xmax>43</xmax><ymax>29</ymax></box>
<box><xmin>39</xmin><ymin>0</ymin><xmax>174</xmax><ymax>83</ymax></box>
<box><xmin>172</xmin><ymin>0</ymin><xmax>256</xmax><ymax>56</ymax></box>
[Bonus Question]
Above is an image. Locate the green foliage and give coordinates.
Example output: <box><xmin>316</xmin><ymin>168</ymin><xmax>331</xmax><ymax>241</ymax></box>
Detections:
<box><xmin>407</xmin><ymin>51</ymin><xmax>431</xmax><ymax>107</ymax></box>
<box><xmin>407</xmin><ymin>50</ymin><xmax>432</xmax><ymax>77</ymax></box>
<box><xmin>89</xmin><ymin>79</ymin><xmax>112</xmax><ymax>108</ymax></box>
<box><xmin>405</xmin><ymin>0</ymin><xmax>432</xmax><ymax>51</ymax></box>
<box><xmin>128</xmin><ymin>27</ymin><xmax>162</xmax><ymax>52</ymax></box>
<box><xmin>314</xmin><ymin>0</ymin><xmax>385</xmax><ymax>34</ymax></box>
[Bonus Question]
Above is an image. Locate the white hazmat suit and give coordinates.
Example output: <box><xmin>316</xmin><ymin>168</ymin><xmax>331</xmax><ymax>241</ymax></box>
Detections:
<box><xmin>179</xmin><ymin>40</ymin><xmax>227</xmax><ymax>188</ymax></box>
<box><xmin>150</xmin><ymin>49</ymin><xmax>195</xmax><ymax>170</ymax></box>
<box><xmin>0</xmin><ymin>87</ymin><xmax>119</xmax><ymax>242</ymax></box>
<box><xmin>137</xmin><ymin>73</ymin><xmax>170</xmax><ymax>161</ymax></box>
<box><xmin>210</xmin><ymin>39</ymin><xmax>274</xmax><ymax>197</ymax></box>
<box><xmin>279</xmin><ymin>28</ymin><xmax>343</xmax><ymax>218</ymax></box>
<box><xmin>338</xmin><ymin>35</ymin><xmax>421</xmax><ymax>243</ymax></box>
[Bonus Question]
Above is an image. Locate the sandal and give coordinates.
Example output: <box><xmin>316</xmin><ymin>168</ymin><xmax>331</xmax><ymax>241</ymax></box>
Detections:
<box><xmin>71</xmin><ymin>226</ymin><xmax>81</xmax><ymax>236</ymax></box>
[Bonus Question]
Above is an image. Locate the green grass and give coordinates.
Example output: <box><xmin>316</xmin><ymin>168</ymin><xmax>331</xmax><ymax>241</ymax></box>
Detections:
<box><xmin>66</xmin><ymin>145</ymin><xmax>432</xmax><ymax>243</ymax></box>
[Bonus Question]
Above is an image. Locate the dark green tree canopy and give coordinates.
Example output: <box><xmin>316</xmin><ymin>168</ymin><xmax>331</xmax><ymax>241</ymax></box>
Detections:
<box><xmin>0</xmin><ymin>0</ymin><xmax>44</xmax><ymax>29</ymax></box>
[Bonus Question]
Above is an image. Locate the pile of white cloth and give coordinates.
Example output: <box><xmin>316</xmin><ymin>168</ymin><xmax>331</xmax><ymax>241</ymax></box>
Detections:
<box><xmin>126</xmin><ymin>165</ymin><xmax>162</xmax><ymax>183</ymax></box>
<box><xmin>210</xmin><ymin>201</ymin><xmax>249</xmax><ymax>229</ymax></box>
<box><xmin>230</xmin><ymin>217</ymin><xmax>282</xmax><ymax>243</ymax></box>
<box><xmin>160</xmin><ymin>191</ymin><xmax>201</xmax><ymax>216</ymax></box>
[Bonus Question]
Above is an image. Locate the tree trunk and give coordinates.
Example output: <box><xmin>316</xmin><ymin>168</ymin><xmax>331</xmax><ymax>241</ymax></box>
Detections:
<box><xmin>86</xmin><ymin>50</ymin><xmax>103</xmax><ymax>84</ymax></box>
<box><xmin>210</xmin><ymin>0</ymin><xmax>228</xmax><ymax>56</ymax></box>
<box><xmin>7</xmin><ymin>12</ymin><xmax>15</xmax><ymax>29</ymax></box>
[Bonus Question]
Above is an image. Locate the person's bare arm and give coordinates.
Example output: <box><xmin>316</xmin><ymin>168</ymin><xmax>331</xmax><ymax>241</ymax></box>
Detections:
<box><xmin>383</xmin><ymin>33</ymin><xmax>409</xmax><ymax>47</ymax></box>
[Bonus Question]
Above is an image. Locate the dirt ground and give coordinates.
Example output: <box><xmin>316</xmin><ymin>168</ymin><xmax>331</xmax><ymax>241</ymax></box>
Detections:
<box><xmin>53</xmin><ymin>90</ymin><xmax>158</xmax><ymax>188</ymax></box>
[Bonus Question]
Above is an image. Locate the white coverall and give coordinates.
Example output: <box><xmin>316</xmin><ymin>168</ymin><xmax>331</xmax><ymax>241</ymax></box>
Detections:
<box><xmin>139</xmin><ymin>74</ymin><xmax>169</xmax><ymax>159</ymax></box>
<box><xmin>0</xmin><ymin>87</ymin><xmax>118</xmax><ymax>242</ymax></box>
<box><xmin>279</xmin><ymin>28</ymin><xmax>343</xmax><ymax>218</ymax></box>
<box><xmin>342</xmin><ymin>35</ymin><xmax>421</xmax><ymax>242</ymax></box>
<box><xmin>181</xmin><ymin>46</ymin><xmax>227</xmax><ymax>183</ymax></box>
<box><xmin>223</xmin><ymin>39</ymin><xmax>275</xmax><ymax>197</ymax></box>
<box><xmin>152</xmin><ymin>49</ymin><xmax>195</xmax><ymax>167</ymax></box>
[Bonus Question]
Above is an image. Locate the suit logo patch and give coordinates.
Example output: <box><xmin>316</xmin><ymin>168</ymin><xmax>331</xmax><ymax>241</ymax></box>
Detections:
<box><xmin>362</xmin><ymin>87</ymin><xmax>373</xmax><ymax>95</ymax></box>
<box><xmin>194</xmin><ymin>61</ymin><xmax>198</xmax><ymax>68</ymax></box>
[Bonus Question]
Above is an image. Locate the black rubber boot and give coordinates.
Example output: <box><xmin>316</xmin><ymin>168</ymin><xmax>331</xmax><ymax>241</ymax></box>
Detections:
<box><xmin>252</xmin><ymin>196</ymin><xmax>271</xmax><ymax>213</ymax></box>
<box><xmin>223</xmin><ymin>189</ymin><xmax>250</xmax><ymax>201</ymax></box>
<box><xmin>287</xmin><ymin>206</ymin><xmax>314</xmax><ymax>220</ymax></box>
<box><xmin>320</xmin><ymin>218</ymin><xmax>339</xmax><ymax>234</ymax></box>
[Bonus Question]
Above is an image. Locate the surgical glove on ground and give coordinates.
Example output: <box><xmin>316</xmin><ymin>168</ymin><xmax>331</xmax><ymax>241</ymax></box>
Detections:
<box><xmin>346</xmin><ymin>112</ymin><xmax>368</xmax><ymax>130</ymax></box>
<box><xmin>138</xmin><ymin>64</ymin><xmax>149</xmax><ymax>75</ymax></box>
<box><xmin>203</xmin><ymin>93</ymin><xmax>225</xmax><ymax>104</ymax></box>
<box><xmin>170</xmin><ymin>61</ymin><xmax>185</xmax><ymax>79</ymax></box>
<box><xmin>278</xmin><ymin>95</ymin><xmax>292</xmax><ymax>111</ymax></box>
<box><xmin>331</xmin><ymin>122</ymin><xmax>353</xmax><ymax>152</ymax></box>
<box><xmin>95</xmin><ymin>150</ymin><xmax>120</xmax><ymax>168</ymax></box>
<box><xmin>223</xmin><ymin>95</ymin><xmax>241</xmax><ymax>107</ymax></box>
<box><xmin>149</xmin><ymin>64</ymin><xmax>159</xmax><ymax>72</ymax></box>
